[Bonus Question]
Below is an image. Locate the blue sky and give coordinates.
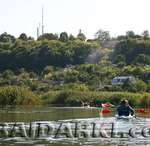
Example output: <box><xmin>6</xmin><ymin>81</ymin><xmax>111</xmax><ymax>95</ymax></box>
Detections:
<box><xmin>0</xmin><ymin>0</ymin><xmax>150</xmax><ymax>39</ymax></box>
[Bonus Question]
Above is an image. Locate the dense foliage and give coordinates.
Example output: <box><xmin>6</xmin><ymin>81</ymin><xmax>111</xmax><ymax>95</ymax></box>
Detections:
<box><xmin>42</xmin><ymin>90</ymin><xmax>150</xmax><ymax>107</ymax></box>
<box><xmin>113</xmin><ymin>38</ymin><xmax>150</xmax><ymax>65</ymax></box>
<box><xmin>0</xmin><ymin>32</ymin><xmax>98</xmax><ymax>71</ymax></box>
<box><xmin>0</xmin><ymin>86</ymin><xmax>41</xmax><ymax>106</ymax></box>
<box><xmin>0</xmin><ymin>30</ymin><xmax>150</xmax><ymax>106</ymax></box>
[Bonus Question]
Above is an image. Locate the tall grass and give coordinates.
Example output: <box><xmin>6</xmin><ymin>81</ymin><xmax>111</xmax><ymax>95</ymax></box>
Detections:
<box><xmin>0</xmin><ymin>86</ymin><xmax>41</xmax><ymax>106</ymax></box>
<box><xmin>0</xmin><ymin>86</ymin><xmax>149</xmax><ymax>107</ymax></box>
<box><xmin>41</xmin><ymin>90</ymin><xmax>150</xmax><ymax>107</ymax></box>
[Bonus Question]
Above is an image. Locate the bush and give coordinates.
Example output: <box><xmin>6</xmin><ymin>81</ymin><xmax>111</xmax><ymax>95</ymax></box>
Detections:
<box><xmin>122</xmin><ymin>79</ymin><xmax>147</xmax><ymax>92</ymax></box>
<box><xmin>60</xmin><ymin>83</ymin><xmax>89</xmax><ymax>91</ymax></box>
<box><xmin>0</xmin><ymin>86</ymin><xmax>41</xmax><ymax>106</ymax></box>
<box><xmin>41</xmin><ymin>90</ymin><xmax>150</xmax><ymax>107</ymax></box>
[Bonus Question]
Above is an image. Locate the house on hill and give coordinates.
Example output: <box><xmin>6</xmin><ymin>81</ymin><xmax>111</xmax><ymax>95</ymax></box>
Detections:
<box><xmin>112</xmin><ymin>76</ymin><xmax>134</xmax><ymax>85</ymax></box>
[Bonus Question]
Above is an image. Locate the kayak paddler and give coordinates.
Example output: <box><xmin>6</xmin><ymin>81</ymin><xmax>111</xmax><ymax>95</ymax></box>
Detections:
<box><xmin>117</xmin><ymin>99</ymin><xmax>135</xmax><ymax>117</ymax></box>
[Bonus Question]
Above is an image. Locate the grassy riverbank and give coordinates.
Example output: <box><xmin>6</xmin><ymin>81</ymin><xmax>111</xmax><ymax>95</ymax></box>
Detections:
<box><xmin>0</xmin><ymin>32</ymin><xmax>150</xmax><ymax>107</ymax></box>
<box><xmin>41</xmin><ymin>90</ymin><xmax>150</xmax><ymax>107</ymax></box>
<box><xmin>0</xmin><ymin>86</ymin><xmax>150</xmax><ymax>107</ymax></box>
<box><xmin>0</xmin><ymin>86</ymin><xmax>41</xmax><ymax>106</ymax></box>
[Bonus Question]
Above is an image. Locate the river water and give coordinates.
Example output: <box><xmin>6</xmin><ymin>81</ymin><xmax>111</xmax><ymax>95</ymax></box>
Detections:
<box><xmin>0</xmin><ymin>106</ymin><xmax>150</xmax><ymax>146</ymax></box>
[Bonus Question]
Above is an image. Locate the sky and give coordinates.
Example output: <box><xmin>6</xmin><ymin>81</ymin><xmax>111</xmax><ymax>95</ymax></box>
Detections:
<box><xmin>0</xmin><ymin>0</ymin><xmax>150</xmax><ymax>39</ymax></box>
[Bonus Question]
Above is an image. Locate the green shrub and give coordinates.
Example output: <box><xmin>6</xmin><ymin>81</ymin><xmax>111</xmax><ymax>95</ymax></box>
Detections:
<box><xmin>0</xmin><ymin>86</ymin><xmax>41</xmax><ymax>106</ymax></box>
<box><xmin>122</xmin><ymin>79</ymin><xmax>147</xmax><ymax>92</ymax></box>
<box><xmin>41</xmin><ymin>90</ymin><xmax>150</xmax><ymax>107</ymax></box>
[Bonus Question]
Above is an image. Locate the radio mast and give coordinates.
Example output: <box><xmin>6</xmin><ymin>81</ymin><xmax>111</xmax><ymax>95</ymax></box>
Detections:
<box><xmin>36</xmin><ymin>6</ymin><xmax>44</xmax><ymax>39</ymax></box>
<box><xmin>42</xmin><ymin>6</ymin><xmax>44</xmax><ymax>35</ymax></box>
<box><xmin>37</xmin><ymin>23</ymin><xmax>40</xmax><ymax>39</ymax></box>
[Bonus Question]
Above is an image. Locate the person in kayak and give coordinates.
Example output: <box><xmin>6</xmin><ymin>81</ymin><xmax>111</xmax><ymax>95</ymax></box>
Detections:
<box><xmin>117</xmin><ymin>99</ymin><xmax>135</xmax><ymax>116</ymax></box>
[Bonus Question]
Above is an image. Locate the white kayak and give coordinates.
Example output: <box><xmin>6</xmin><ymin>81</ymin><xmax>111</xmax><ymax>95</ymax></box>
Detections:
<box><xmin>115</xmin><ymin>115</ymin><xmax>135</xmax><ymax>120</ymax></box>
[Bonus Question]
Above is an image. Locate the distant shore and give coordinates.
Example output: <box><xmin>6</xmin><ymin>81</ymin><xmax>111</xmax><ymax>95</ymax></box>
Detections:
<box><xmin>0</xmin><ymin>86</ymin><xmax>150</xmax><ymax>107</ymax></box>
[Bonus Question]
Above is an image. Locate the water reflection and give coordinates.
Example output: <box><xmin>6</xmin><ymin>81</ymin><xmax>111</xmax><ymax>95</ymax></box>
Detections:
<box><xmin>0</xmin><ymin>106</ymin><xmax>100</xmax><ymax>122</ymax></box>
<box><xmin>0</xmin><ymin>106</ymin><xmax>150</xmax><ymax>146</ymax></box>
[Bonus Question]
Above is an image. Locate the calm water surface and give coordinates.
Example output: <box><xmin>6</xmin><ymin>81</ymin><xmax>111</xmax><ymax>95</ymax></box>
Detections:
<box><xmin>0</xmin><ymin>106</ymin><xmax>100</xmax><ymax>122</ymax></box>
<box><xmin>0</xmin><ymin>106</ymin><xmax>150</xmax><ymax>146</ymax></box>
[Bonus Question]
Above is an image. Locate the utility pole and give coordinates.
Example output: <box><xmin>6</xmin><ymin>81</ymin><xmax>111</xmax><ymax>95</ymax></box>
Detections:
<box><xmin>36</xmin><ymin>6</ymin><xmax>44</xmax><ymax>39</ymax></box>
<box><xmin>37</xmin><ymin>23</ymin><xmax>40</xmax><ymax>39</ymax></box>
<box><xmin>42</xmin><ymin>6</ymin><xmax>44</xmax><ymax>35</ymax></box>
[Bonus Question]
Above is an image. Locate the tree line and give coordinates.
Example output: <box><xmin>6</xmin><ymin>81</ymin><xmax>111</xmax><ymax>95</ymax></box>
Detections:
<box><xmin>0</xmin><ymin>32</ymin><xmax>98</xmax><ymax>72</ymax></box>
<box><xmin>0</xmin><ymin>30</ymin><xmax>150</xmax><ymax>90</ymax></box>
<box><xmin>0</xmin><ymin>30</ymin><xmax>150</xmax><ymax>106</ymax></box>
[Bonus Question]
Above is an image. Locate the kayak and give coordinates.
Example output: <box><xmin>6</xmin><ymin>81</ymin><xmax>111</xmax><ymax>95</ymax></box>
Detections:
<box><xmin>115</xmin><ymin>115</ymin><xmax>135</xmax><ymax>120</ymax></box>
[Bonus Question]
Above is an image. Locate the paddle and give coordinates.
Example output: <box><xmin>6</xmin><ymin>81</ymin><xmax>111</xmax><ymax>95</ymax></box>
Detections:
<box><xmin>96</xmin><ymin>102</ymin><xmax>139</xmax><ymax>119</ymax></box>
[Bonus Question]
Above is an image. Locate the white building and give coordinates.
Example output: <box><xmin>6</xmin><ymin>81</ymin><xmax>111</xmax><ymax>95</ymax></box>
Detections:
<box><xmin>112</xmin><ymin>76</ymin><xmax>134</xmax><ymax>85</ymax></box>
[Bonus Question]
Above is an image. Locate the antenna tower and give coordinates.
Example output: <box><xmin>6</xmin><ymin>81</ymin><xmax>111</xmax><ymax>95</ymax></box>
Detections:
<box><xmin>42</xmin><ymin>6</ymin><xmax>44</xmax><ymax>35</ymax></box>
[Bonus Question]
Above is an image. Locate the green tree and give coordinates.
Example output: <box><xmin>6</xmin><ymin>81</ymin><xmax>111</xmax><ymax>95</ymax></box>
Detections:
<box><xmin>63</xmin><ymin>83</ymin><xmax>89</xmax><ymax>91</ymax></box>
<box><xmin>113</xmin><ymin>38</ymin><xmax>150</xmax><ymax>64</ymax></box>
<box><xmin>43</xmin><ymin>65</ymin><xmax>54</xmax><ymax>79</ymax></box>
<box><xmin>18</xmin><ymin>33</ymin><xmax>28</xmax><ymax>41</ymax></box>
<box><xmin>133</xmin><ymin>54</ymin><xmax>150</xmax><ymax>65</ymax></box>
<box><xmin>95</xmin><ymin>29</ymin><xmax>110</xmax><ymax>42</ymax></box>
<box><xmin>69</xmin><ymin>34</ymin><xmax>76</xmax><ymax>41</ymax></box>
<box><xmin>43</xmin><ymin>66</ymin><xmax>53</xmax><ymax>74</ymax></box>
<box><xmin>2</xmin><ymin>70</ymin><xmax>14</xmax><ymax>79</ymax></box>
<box><xmin>142</xmin><ymin>30</ymin><xmax>149</xmax><ymax>40</ymax></box>
<box><xmin>38</xmin><ymin>33</ymin><xmax>58</xmax><ymax>40</ymax></box>
<box><xmin>77</xmin><ymin>29</ymin><xmax>86</xmax><ymax>41</ymax></box>
<box><xmin>126</xmin><ymin>31</ymin><xmax>135</xmax><ymax>38</ymax></box>
<box><xmin>59</xmin><ymin>32</ymin><xmax>69</xmax><ymax>42</ymax></box>
<box><xmin>115</xmin><ymin>55</ymin><xmax>126</xmax><ymax>63</ymax></box>
<box><xmin>0</xmin><ymin>32</ymin><xmax>16</xmax><ymax>43</ymax></box>
<box><xmin>122</xmin><ymin>79</ymin><xmax>147</xmax><ymax>92</ymax></box>
<box><xmin>114</xmin><ymin>54</ymin><xmax>126</xmax><ymax>67</ymax></box>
